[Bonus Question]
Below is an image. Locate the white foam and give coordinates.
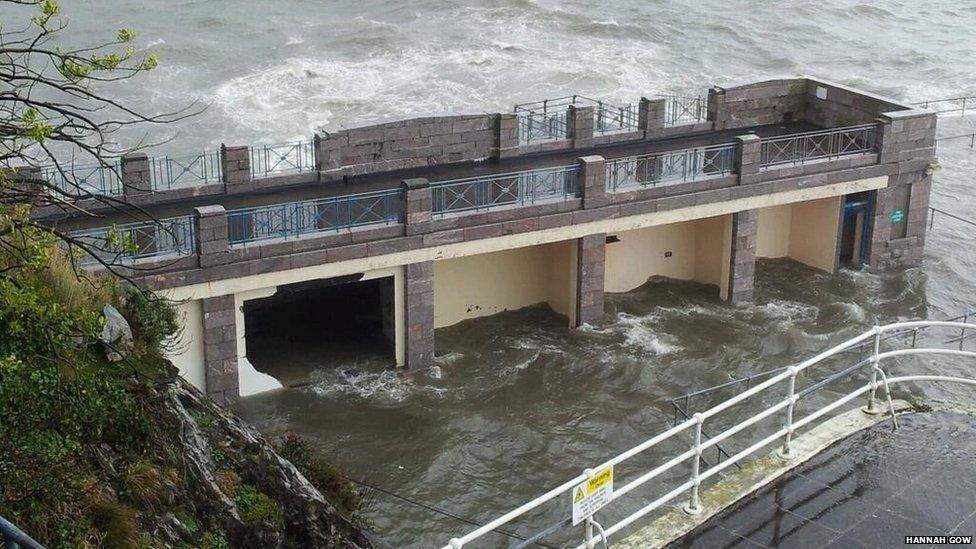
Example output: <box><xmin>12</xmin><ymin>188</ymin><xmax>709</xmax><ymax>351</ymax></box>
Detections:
<box><xmin>616</xmin><ymin>313</ymin><xmax>682</xmax><ymax>355</ymax></box>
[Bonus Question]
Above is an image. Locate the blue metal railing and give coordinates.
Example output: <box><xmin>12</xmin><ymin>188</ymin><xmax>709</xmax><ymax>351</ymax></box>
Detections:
<box><xmin>250</xmin><ymin>140</ymin><xmax>316</xmax><ymax>179</ymax></box>
<box><xmin>656</xmin><ymin>92</ymin><xmax>708</xmax><ymax>126</ymax></box>
<box><xmin>431</xmin><ymin>164</ymin><xmax>581</xmax><ymax>217</ymax></box>
<box><xmin>594</xmin><ymin>102</ymin><xmax>639</xmax><ymax>135</ymax></box>
<box><xmin>149</xmin><ymin>151</ymin><xmax>223</xmax><ymax>191</ymax></box>
<box><xmin>226</xmin><ymin>188</ymin><xmax>403</xmax><ymax>246</ymax></box>
<box><xmin>605</xmin><ymin>143</ymin><xmax>737</xmax><ymax>192</ymax></box>
<box><xmin>69</xmin><ymin>215</ymin><xmax>196</xmax><ymax>265</ymax></box>
<box><xmin>760</xmin><ymin>124</ymin><xmax>878</xmax><ymax>168</ymax></box>
<box><xmin>41</xmin><ymin>161</ymin><xmax>123</xmax><ymax>196</ymax></box>
<box><xmin>1</xmin><ymin>515</ymin><xmax>44</xmax><ymax>549</ymax></box>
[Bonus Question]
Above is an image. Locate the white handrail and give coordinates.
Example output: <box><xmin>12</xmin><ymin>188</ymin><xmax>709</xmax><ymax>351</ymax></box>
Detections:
<box><xmin>441</xmin><ymin>321</ymin><xmax>976</xmax><ymax>549</ymax></box>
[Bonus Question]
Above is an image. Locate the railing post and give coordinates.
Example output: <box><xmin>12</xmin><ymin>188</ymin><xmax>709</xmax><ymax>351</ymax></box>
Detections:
<box><xmin>684</xmin><ymin>413</ymin><xmax>704</xmax><ymax>515</ymax></box>
<box><xmin>779</xmin><ymin>366</ymin><xmax>799</xmax><ymax>459</ymax></box>
<box><xmin>220</xmin><ymin>144</ymin><xmax>251</xmax><ymax>184</ymax></box>
<box><xmin>735</xmin><ymin>134</ymin><xmax>761</xmax><ymax>185</ymax></box>
<box><xmin>402</xmin><ymin>178</ymin><xmax>432</xmax><ymax>236</ymax></box>
<box><xmin>864</xmin><ymin>326</ymin><xmax>883</xmax><ymax>414</ymax></box>
<box><xmin>567</xmin><ymin>105</ymin><xmax>594</xmax><ymax>147</ymax></box>
<box><xmin>578</xmin><ymin>155</ymin><xmax>607</xmax><ymax>209</ymax></box>
<box><xmin>121</xmin><ymin>153</ymin><xmax>152</xmax><ymax>197</ymax></box>
<box><xmin>638</xmin><ymin>97</ymin><xmax>666</xmax><ymax>133</ymax></box>
<box><xmin>194</xmin><ymin>205</ymin><xmax>231</xmax><ymax>268</ymax></box>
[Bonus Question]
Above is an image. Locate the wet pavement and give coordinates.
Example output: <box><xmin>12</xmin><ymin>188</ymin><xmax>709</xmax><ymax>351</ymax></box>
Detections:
<box><xmin>672</xmin><ymin>411</ymin><xmax>976</xmax><ymax>548</ymax></box>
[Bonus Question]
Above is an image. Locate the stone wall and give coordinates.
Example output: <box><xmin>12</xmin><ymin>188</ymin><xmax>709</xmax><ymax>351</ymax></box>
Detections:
<box><xmin>315</xmin><ymin>114</ymin><xmax>515</xmax><ymax>177</ymax></box>
<box><xmin>710</xmin><ymin>78</ymin><xmax>809</xmax><ymax>130</ymax></box>
<box><xmin>805</xmin><ymin>79</ymin><xmax>910</xmax><ymax>127</ymax></box>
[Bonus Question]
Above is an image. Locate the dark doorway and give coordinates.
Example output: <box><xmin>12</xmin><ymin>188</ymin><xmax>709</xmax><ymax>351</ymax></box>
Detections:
<box><xmin>839</xmin><ymin>192</ymin><xmax>874</xmax><ymax>267</ymax></box>
<box><xmin>243</xmin><ymin>276</ymin><xmax>396</xmax><ymax>386</ymax></box>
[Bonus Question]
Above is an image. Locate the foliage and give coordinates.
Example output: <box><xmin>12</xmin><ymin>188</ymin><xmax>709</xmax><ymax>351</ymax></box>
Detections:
<box><xmin>275</xmin><ymin>432</ymin><xmax>363</xmax><ymax>517</ymax></box>
<box><xmin>121</xmin><ymin>286</ymin><xmax>179</xmax><ymax>351</ymax></box>
<box><xmin>235</xmin><ymin>485</ymin><xmax>283</xmax><ymax>525</ymax></box>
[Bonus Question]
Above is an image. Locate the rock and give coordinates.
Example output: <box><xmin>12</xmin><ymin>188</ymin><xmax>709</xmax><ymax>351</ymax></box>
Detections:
<box><xmin>100</xmin><ymin>304</ymin><xmax>133</xmax><ymax>361</ymax></box>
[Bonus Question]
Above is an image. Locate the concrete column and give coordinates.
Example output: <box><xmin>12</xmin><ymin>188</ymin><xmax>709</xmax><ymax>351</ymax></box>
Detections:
<box><xmin>726</xmin><ymin>210</ymin><xmax>758</xmax><ymax>304</ymax></box>
<box><xmin>194</xmin><ymin>205</ymin><xmax>231</xmax><ymax>267</ymax></box>
<box><xmin>203</xmin><ymin>294</ymin><xmax>239</xmax><ymax>404</ymax></box>
<box><xmin>121</xmin><ymin>153</ymin><xmax>152</xmax><ymax>197</ymax></box>
<box><xmin>735</xmin><ymin>134</ymin><xmax>762</xmax><ymax>185</ymax></box>
<box><xmin>495</xmin><ymin>113</ymin><xmax>519</xmax><ymax>158</ymax></box>
<box><xmin>578</xmin><ymin>155</ymin><xmax>607</xmax><ymax>209</ymax></box>
<box><xmin>220</xmin><ymin>144</ymin><xmax>251</xmax><ymax>184</ymax></box>
<box><xmin>575</xmin><ymin>234</ymin><xmax>606</xmax><ymax>326</ymax></box>
<box><xmin>638</xmin><ymin>97</ymin><xmax>667</xmax><ymax>131</ymax></box>
<box><xmin>402</xmin><ymin>178</ymin><xmax>432</xmax><ymax>236</ymax></box>
<box><xmin>567</xmin><ymin>105</ymin><xmax>594</xmax><ymax>147</ymax></box>
<box><xmin>404</xmin><ymin>261</ymin><xmax>434</xmax><ymax>369</ymax></box>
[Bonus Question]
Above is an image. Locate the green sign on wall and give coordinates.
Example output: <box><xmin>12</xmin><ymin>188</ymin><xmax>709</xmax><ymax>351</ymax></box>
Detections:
<box><xmin>891</xmin><ymin>209</ymin><xmax>906</xmax><ymax>224</ymax></box>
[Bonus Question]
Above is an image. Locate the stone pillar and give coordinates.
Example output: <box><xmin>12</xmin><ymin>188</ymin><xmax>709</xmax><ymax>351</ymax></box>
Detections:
<box><xmin>567</xmin><ymin>105</ymin><xmax>594</xmax><ymax>147</ymax></box>
<box><xmin>121</xmin><ymin>153</ymin><xmax>152</xmax><ymax>197</ymax></box>
<box><xmin>402</xmin><ymin>178</ymin><xmax>432</xmax><ymax>236</ymax></box>
<box><xmin>638</xmin><ymin>97</ymin><xmax>667</xmax><ymax>132</ymax></box>
<box><xmin>203</xmin><ymin>295</ymin><xmax>239</xmax><ymax>404</ymax></box>
<box><xmin>575</xmin><ymin>234</ymin><xmax>606</xmax><ymax>327</ymax></box>
<box><xmin>194</xmin><ymin>205</ymin><xmax>231</xmax><ymax>267</ymax></box>
<box><xmin>726</xmin><ymin>210</ymin><xmax>758</xmax><ymax>304</ymax></box>
<box><xmin>578</xmin><ymin>155</ymin><xmax>607</xmax><ymax>209</ymax></box>
<box><xmin>495</xmin><ymin>113</ymin><xmax>519</xmax><ymax>158</ymax></box>
<box><xmin>735</xmin><ymin>134</ymin><xmax>762</xmax><ymax>185</ymax></box>
<box><xmin>220</xmin><ymin>144</ymin><xmax>251</xmax><ymax>184</ymax></box>
<box><xmin>708</xmin><ymin>86</ymin><xmax>728</xmax><ymax>129</ymax></box>
<box><xmin>404</xmin><ymin>261</ymin><xmax>434</xmax><ymax>369</ymax></box>
<box><xmin>11</xmin><ymin>166</ymin><xmax>43</xmax><ymax>204</ymax></box>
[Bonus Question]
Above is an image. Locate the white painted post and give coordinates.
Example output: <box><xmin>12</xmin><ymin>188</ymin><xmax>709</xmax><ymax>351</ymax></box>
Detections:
<box><xmin>779</xmin><ymin>366</ymin><xmax>799</xmax><ymax>459</ymax></box>
<box><xmin>864</xmin><ymin>326</ymin><xmax>882</xmax><ymax>413</ymax></box>
<box><xmin>684</xmin><ymin>413</ymin><xmax>704</xmax><ymax>514</ymax></box>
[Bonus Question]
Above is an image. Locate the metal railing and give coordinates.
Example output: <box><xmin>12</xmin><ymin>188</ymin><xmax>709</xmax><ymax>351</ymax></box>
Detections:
<box><xmin>593</xmin><ymin>102</ymin><xmax>639</xmax><ymax>135</ymax></box>
<box><xmin>937</xmin><ymin>133</ymin><xmax>976</xmax><ymax>148</ymax></box>
<box><xmin>41</xmin><ymin>161</ymin><xmax>123</xmax><ymax>196</ymax></box>
<box><xmin>226</xmin><ymin>188</ymin><xmax>402</xmax><ymax>246</ymax></box>
<box><xmin>913</xmin><ymin>96</ymin><xmax>976</xmax><ymax>116</ymax></box>
<box><xmin>1</xmin><ymin>515</ymin><xmax>44</xmax><ymax>549</ymax></box>
<box><xmin>250</xmin><ymin>140</ymin><xmax>316</xmax><ymax>179</ymax></box>
<box><xmin>655</xmin><ymin>92</ymin><xmax>708</xmax><ymax>126</ymax></box>
<box><xmin>431</xmin><ymin>165</ymin><xmax>580</xmax><ymax>217</ymax></box>
<box><xmin>514</xmin><ymin>95</ymin><xmax>641</xmax><ymax>144</ymax></box>
<box><xmin>929</xmin><ymin>207</ymin><xmax>976</xmax><ymax>230</ymax></box>
<box><xmin>68</xmin><ymin>215</ymin><xmax>196</xmax><ymax>265</ymax></box>
<box><xmin>605</xmin><ymin>143</ymin><xmax>736</xmax><ymax>192</ymax></box>
<box><xmin>149</xmin><ymin>151</ymin><xmax>222</xmax><ymax>191</ymax></box>
<box><xmin>440</xmin><ymin>320</ymin><xmax>976</xmax><ymax>549</ymax></box>
<box><xmin>760</xmin><ymin>124</ymin><xmax>878</xmax><ymax>168</ymax></box>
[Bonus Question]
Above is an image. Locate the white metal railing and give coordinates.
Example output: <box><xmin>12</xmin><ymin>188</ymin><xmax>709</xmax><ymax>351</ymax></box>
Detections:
<box><xmin>441</xmin><ymin>320</ymin><xmax>976</xmax><ymax>549</ymax></box>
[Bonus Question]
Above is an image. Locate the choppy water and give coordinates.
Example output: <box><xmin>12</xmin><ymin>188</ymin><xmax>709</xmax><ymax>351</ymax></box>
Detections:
<box><xmin>28</xmin><ymin>0</ymin><xmax>976</xmax><ymax>546</ymax></box>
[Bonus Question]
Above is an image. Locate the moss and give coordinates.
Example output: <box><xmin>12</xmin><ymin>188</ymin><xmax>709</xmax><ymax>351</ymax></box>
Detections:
<box><xmin>235</xmin><ymin>485</ymin><xmax>282</xmax><ymax>525</ymax></box>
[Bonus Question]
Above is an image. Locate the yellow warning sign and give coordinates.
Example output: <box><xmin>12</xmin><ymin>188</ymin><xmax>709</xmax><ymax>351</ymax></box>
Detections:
<box><xmin>571</xmin><ymin>465</ymin><xmax>614</xmax><ymax>525</ymax></box>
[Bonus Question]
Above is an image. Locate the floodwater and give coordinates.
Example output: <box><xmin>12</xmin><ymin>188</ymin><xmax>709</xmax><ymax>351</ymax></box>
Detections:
<box><xmin>16</xmin><ymin>0</ymin><xmax>976</xmax><ymax>546</ymax></box>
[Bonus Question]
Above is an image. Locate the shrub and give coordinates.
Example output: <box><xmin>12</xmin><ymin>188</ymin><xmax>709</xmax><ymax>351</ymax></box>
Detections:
<box><xmin>274</xmin><ymin>433</ymin><xmax>361</xmax><ymax>516</ymax></box>
<box><xmin>121</xmin><ymin>287</ymin><xmax>178</xmax><ymax>351</ymax></box>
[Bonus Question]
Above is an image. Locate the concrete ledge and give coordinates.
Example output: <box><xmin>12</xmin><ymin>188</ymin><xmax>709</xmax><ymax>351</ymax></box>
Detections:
<box><xmin>616</xmin><ymin>399</ymin><xmax>913</xmax><ymax>549</ymax></box>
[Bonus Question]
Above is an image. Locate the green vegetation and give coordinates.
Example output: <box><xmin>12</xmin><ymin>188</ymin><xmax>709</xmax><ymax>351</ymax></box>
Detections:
<box><xmin>235</xmin><ymin>485</ymin><xmax>283</xmax><ymax>525</ymax></box>
<box><xmin>275</xmin><ymin>432</ymin><xmax>364</xmax><ymax>517</ymax></box>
